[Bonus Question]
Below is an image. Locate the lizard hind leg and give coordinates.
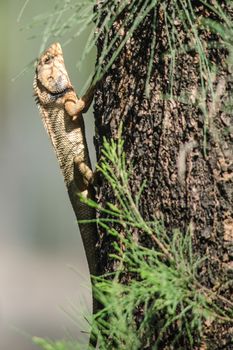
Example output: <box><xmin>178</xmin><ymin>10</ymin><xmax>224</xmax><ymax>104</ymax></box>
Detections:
<box><xmin>73</xmin><ymin>156</ymin><xmax>94</xmax><ymax>193</ymax></box>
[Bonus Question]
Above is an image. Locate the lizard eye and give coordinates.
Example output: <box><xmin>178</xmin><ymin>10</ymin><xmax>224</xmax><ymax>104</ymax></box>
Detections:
<box><xmin>44</xmin><ymin>55</ymin><xmax>52</xmax><ymax>64</ymax></box>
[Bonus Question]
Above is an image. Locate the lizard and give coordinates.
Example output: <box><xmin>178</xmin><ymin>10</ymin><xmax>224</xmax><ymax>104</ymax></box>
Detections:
<box><xmin>33</xmin><ymin>42</ymin><xmax>99</xmax><ymax>336</ymax></box>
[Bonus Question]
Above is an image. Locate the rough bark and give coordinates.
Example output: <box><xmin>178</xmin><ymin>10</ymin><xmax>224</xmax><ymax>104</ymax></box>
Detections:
<box><xmin>94</xmin><ymin>1</ymin><xmax>233</xmax><ymax>349</ymax></box>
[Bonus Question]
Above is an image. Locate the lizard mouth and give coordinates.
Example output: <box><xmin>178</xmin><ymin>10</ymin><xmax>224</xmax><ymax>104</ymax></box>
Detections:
<box><xmin>49</xmin><ymin>87</ymin><xmax>72</xmax><ymax>98</ymax></box>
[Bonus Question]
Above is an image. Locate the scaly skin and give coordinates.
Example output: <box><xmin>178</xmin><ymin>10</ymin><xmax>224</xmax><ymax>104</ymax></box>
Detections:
<box><xmin>33</xmin><ymin>43</ymin><xmax>99</xmax><ymax>313</ymax></box>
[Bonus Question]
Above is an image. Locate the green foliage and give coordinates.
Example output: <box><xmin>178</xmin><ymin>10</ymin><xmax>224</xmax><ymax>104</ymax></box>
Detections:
<box><xmin>34</xmin><ymin>135</ymin><xmax>233</xmax><ymax>350</ymax></box>
<box><xmin>27</xmin><ymin>0</ymin><xmax>232</xmax><ymax>91</ymax></box>
<box><xmin>33</xmin><ymin>337</ymin><xmax>80</xmax><ymax>350</ymax></box>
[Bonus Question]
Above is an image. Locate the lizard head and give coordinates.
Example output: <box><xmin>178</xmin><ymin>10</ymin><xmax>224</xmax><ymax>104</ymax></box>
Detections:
<box><xmin>36</xmin><ymin>42</ymin><xmax>72</xmax><ymax>94</ymax></box>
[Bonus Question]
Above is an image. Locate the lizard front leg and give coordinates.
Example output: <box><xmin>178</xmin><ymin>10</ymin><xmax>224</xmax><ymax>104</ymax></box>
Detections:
<box><xmin>65</xmin><ymin>85</ymin><xmax>95</xmax><ymax>121</ymax></box>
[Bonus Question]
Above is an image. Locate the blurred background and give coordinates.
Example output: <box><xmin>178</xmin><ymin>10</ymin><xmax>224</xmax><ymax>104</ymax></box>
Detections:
<box><xmin>0</xmin><ymin>1</ymin><xmax>96</xmax><ymax>349</ymax></box>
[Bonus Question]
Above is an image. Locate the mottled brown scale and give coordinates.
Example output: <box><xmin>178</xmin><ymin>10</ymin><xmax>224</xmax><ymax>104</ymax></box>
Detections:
<box><xmin>33</xmin><ymin>43</ymin><xmax>99</xmax><ymax>314</ymax></box>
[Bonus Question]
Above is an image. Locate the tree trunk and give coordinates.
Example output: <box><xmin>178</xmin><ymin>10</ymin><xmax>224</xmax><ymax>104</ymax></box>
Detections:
<box><xmin>94</xmin><ymin>1</ymin><xmax>233</xmax><ymax>349</ymax></box>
